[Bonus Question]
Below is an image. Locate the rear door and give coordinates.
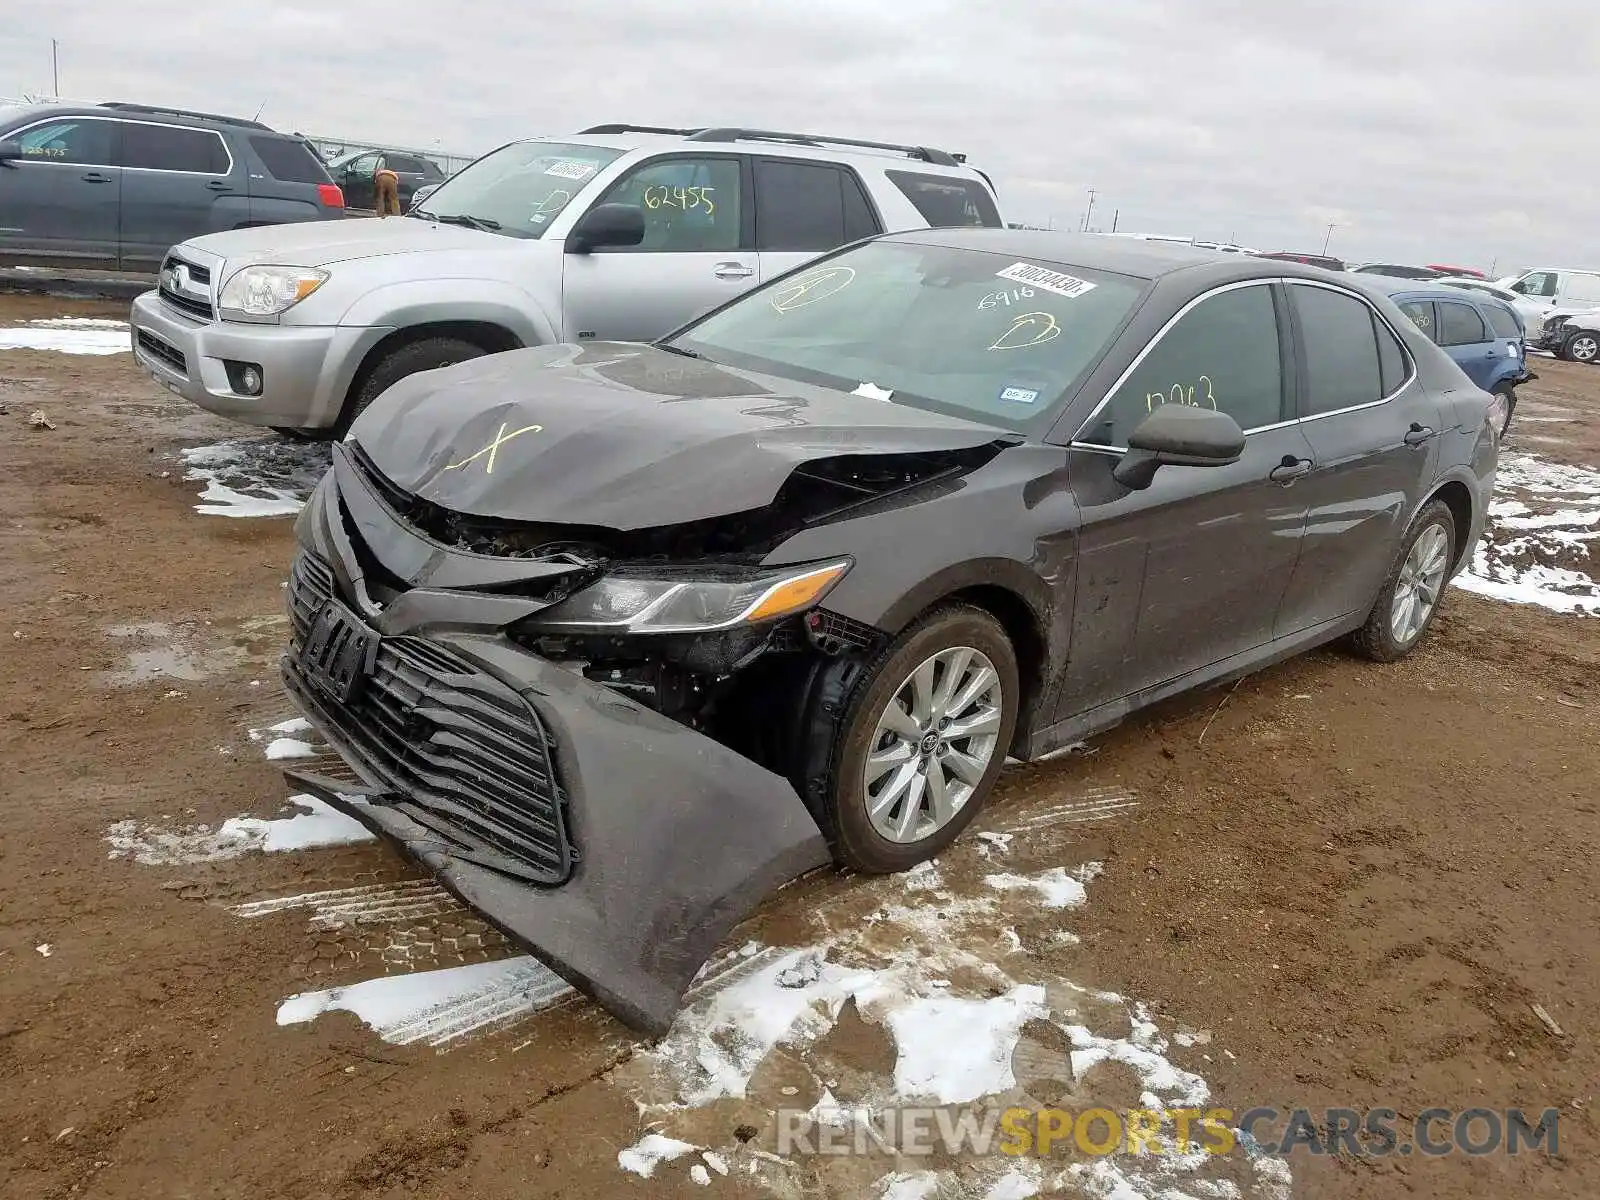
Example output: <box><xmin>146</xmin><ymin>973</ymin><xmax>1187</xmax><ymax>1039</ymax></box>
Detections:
<box><xmin>117</xmin><ymin>120</ymin><xmax>244</xmax><ymax>271</ymax></box>
<box><xmin>1434</xmin><ymin>298</ymin><xmax>1497</xmax><ymax>388</ymax></box>
<box><xmin>0</xmin><ymin>115</ymin><xmax>120</xmax><ymax>267</ymax></box>
<box><xmin>1275</xmin><ymin>281</ymin><xmax>1446</xmax><ymax>634</ymax></box>
<box><xmin>753</xmin><ymin>157</ymin><xmax>882</xmax><ymax>282</ymax></box>
<box><xmin>1479</xmin><ymin>301</ymin><xmax>1526</xmax><ymax>377</ymax></box>
<box><xmin>559</xmin><ymin>153</ymin><xmax>755</xmax><ymax>342</ymax></box>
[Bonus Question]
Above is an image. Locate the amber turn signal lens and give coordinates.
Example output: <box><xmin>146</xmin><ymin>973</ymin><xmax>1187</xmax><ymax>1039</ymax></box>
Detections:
<box><xmin>743</xmin><ymin>562</ymin><xmax>850</xmax><ymax>623</ymax></box>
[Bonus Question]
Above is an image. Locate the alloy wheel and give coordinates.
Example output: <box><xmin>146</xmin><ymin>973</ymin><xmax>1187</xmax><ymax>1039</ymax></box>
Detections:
<box><xmin>1570</xmin><ymin>334</ymin><xmax>1599</xmax><ymax>363</ymax></box>
<box><xmin>1390</xmin><ymin>524</ymin><xmax>1450</xmax><ymax>645</ymax></box>
<box><xmin>862</xmin><ymin>645</ymin><xmax>1004</xmax><ymax>843</ymax></box>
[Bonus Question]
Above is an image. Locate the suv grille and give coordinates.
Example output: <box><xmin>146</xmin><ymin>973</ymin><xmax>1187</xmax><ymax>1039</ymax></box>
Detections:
<box><xmin>284</xmin><ymin>551</ymin><xmax>576</xmax><ymax>884</ymax></box>
<box><xmin>158</xmin><ymin>255</ymin><xmax>215</xmax><ymax>321</ymax></box>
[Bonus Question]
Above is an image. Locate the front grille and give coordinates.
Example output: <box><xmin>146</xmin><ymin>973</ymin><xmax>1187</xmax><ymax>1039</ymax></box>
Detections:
<box><xmin>157</xmin><ymin>254</ymin><xmax>215</xmax><ymax>321</ymax></box>
<box><xmin>135</xmin><ymin>328</ymin><xmax>186</xmax><ymax>375</ymax></box>
<box><xmin>285</xmin><ymin>551</ymin><xmax>575</xmax><ymax>884</ymax></box>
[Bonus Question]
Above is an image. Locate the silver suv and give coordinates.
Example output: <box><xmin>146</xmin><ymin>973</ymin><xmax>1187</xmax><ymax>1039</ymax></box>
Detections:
<box><xmin>129</xmin><ymin>124</ymin><xmax>1005</xmax><ymax>435</ymax></box>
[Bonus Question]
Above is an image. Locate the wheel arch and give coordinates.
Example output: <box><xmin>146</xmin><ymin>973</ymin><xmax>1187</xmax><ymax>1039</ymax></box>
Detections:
<box><xmin>342</xmin><ymin>320</ymin><xmax>525</xmax><ymax>415</ymax></box>
<box><xmin>1424</xmin><ymin>477</ymin><xmax>1477</xmax><ymax>575</ymax></box>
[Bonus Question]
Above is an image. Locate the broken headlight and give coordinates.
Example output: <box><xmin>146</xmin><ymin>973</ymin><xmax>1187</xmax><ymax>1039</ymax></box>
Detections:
<box><xmin>523</xmin><ymin>559</ymin><xmax>851</xmax><ymax>635</ymax></box>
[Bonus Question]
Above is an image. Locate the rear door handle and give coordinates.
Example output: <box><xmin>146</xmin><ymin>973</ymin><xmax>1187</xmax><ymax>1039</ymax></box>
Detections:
<box><xmin>714</xmin><ymin>262</ymin><xmax>754</xmax><ymax>279</ymax></box>
<box><xmin>1269</xmin><ymin>456</ymin><xmax>1313</xmax><ymax>483</ymax></box>
<box><xmin>206</xmin><ymin>180</ymin><xmax>234</xmax><ymax>191</ymax></box>
<box><xmin>1404</xmin><ymin>422</ymin><xmax>1437</xmax><ymax>447</ymax></box>
<box><xmin>81</xmin><ymin>171</ymin><xmax>112</xmax><ymax>184</ymax></box>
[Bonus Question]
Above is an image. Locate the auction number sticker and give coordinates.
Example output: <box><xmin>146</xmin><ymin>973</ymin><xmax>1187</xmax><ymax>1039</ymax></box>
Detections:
<box><xmin>995</xmin><ymin>262</ymin><xmax>1097</xmax><ymax>299</ymax></box>
<box><xmin>545</xmin><ymin>160</ymin><xmax>597</xmax><ymax>181</ymax></box>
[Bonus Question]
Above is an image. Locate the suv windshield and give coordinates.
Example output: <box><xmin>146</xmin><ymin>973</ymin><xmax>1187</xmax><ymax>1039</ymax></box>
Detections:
<box><xmin>411</xmin><ymin>140</ymin><xmax>624</xmax><ymax>239</ymax></box>
<box><xmin>669</xmin><ymin>239</ymin><xmax>1147</xmax><ymax>430</ymax></box>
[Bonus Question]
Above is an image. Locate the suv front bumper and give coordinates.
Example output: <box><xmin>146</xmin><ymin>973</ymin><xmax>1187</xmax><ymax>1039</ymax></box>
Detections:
<box><xmin>129</xmin><ymin>290</ymin><xmax>389</xmax><ymax>429</ymax></box>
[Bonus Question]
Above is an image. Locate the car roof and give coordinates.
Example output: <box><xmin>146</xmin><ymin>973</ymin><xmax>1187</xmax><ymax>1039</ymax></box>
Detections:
<box><xmin>519</xmin><ymin>130</ymin><xmax>989</xmax><ymax>180</ymax></box>
<box><xmin>8</xmin><ymin>101</ymin><xmax>284</xmax><ymax>135</ymax></box>
<box><xmin>882</xmin><ymin>227</ymin><xmax>1347</xmax><ymax>285</ymax></box>
<box><xmin>1370</xmin><ymin>281</ymin><xmax>1517</xmax><ymax>313</ymax></box>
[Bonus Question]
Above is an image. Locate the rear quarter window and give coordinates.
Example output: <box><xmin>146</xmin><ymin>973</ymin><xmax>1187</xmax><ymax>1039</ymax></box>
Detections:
<box><xmin>249</xmin><ymin>136</ymin><xmax>333</xmax><ymax>184</ymax></box>
<box><xmin>884</xmin><ymin>170</ymin><xmax>1001</xmax><ymax>228</ymax></box>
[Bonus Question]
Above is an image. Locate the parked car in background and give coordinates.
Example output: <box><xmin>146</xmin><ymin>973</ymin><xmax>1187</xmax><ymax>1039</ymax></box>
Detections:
<box><xmin>1537</xmin><ymin>308</ymin><xmax>1600</xmax><ymax>364</ymax></box>
<box><xmin>129</xmin><ymin>123</ymin><xmax>1006</xmax><ymax>437</ymax></box>
<box><xmin>1375</xmin><ymin>282</ymin><xmax>1531</xmax><ymax>434</ymax></box>
<box><xmin>1349</xmin><ymin>263</ymin><xmax>1444</xmax><ymax>280</ymax></box>
<box><xmin>1494</xmin><ymin>266</ymin><xmax>1600</xmax><ymax>329</ymax></box>
<box><xmin>1432</xmin><ymin>276</ymin><xmax>1549</xmax><ymax>338</ymax></box>
<box><xmin>1427</xmin><ymin>264</ymin><xmax>1485</xmax><ymax>278</ymax></box>
<box><xmin>1255</xmin><ymin>250</ymin><xmax>1345</xmax><ymax>271</ymax></box>
<box><xmin>327</xmin><ymin>148</ymin><xmax>446</xmax><ymax>212</ymax></box>
<box><xmin>406</xmin><ymin>183</ymin><xmax>439</xmax><ymax>212</ymax></box>
<box><xmin>279</xmin><ymin>230</ymin><xmax>1497</xmax><ymax>1032</ymax></box>
<box><xmin>0</xmin><ymin>101</ymin><xmax>344</xmax><ymax>271</ymax></box>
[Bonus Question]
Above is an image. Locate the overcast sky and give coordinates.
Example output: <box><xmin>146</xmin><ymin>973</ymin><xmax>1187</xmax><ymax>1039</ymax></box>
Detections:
<box><xmin>3</xmin><ymin>1</ymin><xmax>1594</xmax><ymax>272</ymax></box>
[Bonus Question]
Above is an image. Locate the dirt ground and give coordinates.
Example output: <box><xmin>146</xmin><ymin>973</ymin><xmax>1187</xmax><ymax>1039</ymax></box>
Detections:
<box><xmin>1</xmin><ymin>294</ymin><xmax>1596</xmax><ymax>1200</ymax></box>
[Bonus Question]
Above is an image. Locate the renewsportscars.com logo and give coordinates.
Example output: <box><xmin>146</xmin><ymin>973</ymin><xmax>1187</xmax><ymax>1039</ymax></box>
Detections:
<box><xmin>776</xmin><ymin>1105</ymin><xmax>1560</xmax><ymax>1159</ymax></box>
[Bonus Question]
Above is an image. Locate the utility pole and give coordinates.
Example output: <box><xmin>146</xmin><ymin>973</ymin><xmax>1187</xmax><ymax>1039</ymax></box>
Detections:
<box><xmin>1321</xmin><ymin>223</ymin><xmax>1339</xmax><ymax>255</ymax></box>
<box><xmin>51</xmin><ymin>39</ymin><xmax>59</xmax><ymax>97</ymax></box>
<box><xmin>1111</xmin><ymin>209</ymin><xmax>1119</xmax><ymax>234</ymax></box>
<box><xmin>1080</xmin><ymin>188</ymin><xmax>1097</xmax><ymax>233</ymax></box>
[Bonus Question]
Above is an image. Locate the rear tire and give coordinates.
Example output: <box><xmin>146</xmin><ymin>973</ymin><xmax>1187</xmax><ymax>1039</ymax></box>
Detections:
<box><xmin>340</xmin><ymin>336</ymin><xmax>488</xmax><ymax>432</ymax></box>
<box><xmin>1563</xmin><ymin>330</ymin><xmax>1599</xmax><ymax>364</ymax></box>
<box><xmin>827</xmin><ymin>605</ymin><xmax>1019</xmax><ymax>874</ymax></box>
<box><xmin>1350</xmin><ymin>499</ymin><xmax>1456</xmax><ymax>663</ymax></box>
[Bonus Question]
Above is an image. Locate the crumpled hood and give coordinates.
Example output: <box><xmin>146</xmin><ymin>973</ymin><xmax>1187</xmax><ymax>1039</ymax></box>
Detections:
<box><xmin>185</xmin><ymin>215</ymin><xmax>494</xmax><ymax>269</ymax></box>
<box><xmin>349</xmin><ymin>342</ymin><xmax>1011</xmax><ymax>529</ymax></box>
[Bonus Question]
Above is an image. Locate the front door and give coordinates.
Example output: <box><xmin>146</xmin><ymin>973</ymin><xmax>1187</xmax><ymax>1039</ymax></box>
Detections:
<box><xmin>1059</xmin><ymin>280</ymin><xmax>1313</xmax><ymax>715</ymax></box>
<box><xmin>559</xmin><ymin>153</ymin><xmax>756</xmax><ymax>343</ymax></box>
<box><xmin>1275</xmin><ymin>282</ymin><xmax>1447</xmax><ymax>633</ymax></box>
<box><xmin>117</xmin><ymin>121</ymin><xmax>239</xmax><ymax>271</ymax></box>
<box><xmin>0</xmin><ymin>116</ymin><xmax>120</xmax><ymax>267</ymax></box>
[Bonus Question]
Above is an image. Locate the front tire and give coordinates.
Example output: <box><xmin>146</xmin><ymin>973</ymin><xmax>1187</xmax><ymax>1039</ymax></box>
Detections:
<box><xmin>1350</xmin><ymin>499</ymin><xmax>1456</xmax><ymax>663</ymax></box>
<box><xmin>828</xmin><ymin>605</ymin><xmax>1019</xmax><ymax>874</ymax></box>
<box><xmin>340</xmin><ymin>336</ymin><xmax>488</xmax><ymax>432</ymax></box>
<box><xmin>1563</xmin><ymin>330</ymin><xmax>1599</xmax><ymax>364</ymax></box>
<box><xmin>1491</xmin><ymin>382</ymin><xmax>1517</xmax><ymax>437</ymax></box>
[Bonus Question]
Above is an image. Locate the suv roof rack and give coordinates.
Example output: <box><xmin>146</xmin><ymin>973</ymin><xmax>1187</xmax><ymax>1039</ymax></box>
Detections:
<box><xmin>97</xmin><ymin>102</ymin><xmax>274</xmax><ymax>132</ymax></box>
<box><xmin>576</xmin><ymin>123</ymin><xmax>965</xmax><ymax>167</ymax></box>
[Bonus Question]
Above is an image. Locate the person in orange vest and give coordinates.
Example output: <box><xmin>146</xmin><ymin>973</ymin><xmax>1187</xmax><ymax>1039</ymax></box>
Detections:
<box><xmin>373</xmin><ymin>156</ymin><xmax>401</xmax><ymax>217</ymax></box>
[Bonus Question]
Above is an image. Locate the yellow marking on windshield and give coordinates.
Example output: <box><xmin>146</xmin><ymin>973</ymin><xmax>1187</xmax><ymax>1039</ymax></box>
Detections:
<box><xmin>988</xmin><ymin>311</ymin><xmax>1061</xmax><ymax>351</ymax></box>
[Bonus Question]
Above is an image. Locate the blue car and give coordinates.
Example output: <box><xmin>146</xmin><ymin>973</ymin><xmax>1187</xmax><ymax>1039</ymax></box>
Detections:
<box><xmin>1373</xmin><ymin>285</ymin><xmax>1532</xmax><ymax>436</ymax></box>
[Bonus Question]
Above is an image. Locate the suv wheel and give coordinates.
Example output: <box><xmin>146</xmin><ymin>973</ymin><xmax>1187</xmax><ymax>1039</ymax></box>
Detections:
<box><xmin>828</xmin><ymin>605</ymin><xmax>1018</xmax><ymax>873</ymax></box>
<box><xmin>1350</xmin><ymin>499</ymin><xmax>1456</xmax><ymax>663</ymax></box>
<box><xmin>1563</xmin><ymin>330</ymin><xmax>1599</xmax><ymax>364</ymax></box>
<box><xmin>343</xmin><ymin>336</ymin><xmax>488</xmax><ymax>431</ymax></box>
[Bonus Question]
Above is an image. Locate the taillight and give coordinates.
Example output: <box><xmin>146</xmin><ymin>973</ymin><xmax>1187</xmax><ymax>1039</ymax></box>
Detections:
<box><xmin>317</xmin><ymin>183</ymin><xmax>344</xmax><ymax>208</ymax></box>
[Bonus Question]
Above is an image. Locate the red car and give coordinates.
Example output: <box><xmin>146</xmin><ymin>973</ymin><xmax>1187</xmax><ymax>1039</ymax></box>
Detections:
<box><xmin>1427</xmin><ymin>264</ymin><xmax>1485</xmax><ymax>279</ymax></box>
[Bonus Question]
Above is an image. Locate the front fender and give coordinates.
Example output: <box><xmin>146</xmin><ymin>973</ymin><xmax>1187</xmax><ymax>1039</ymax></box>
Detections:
<box><xmin>334</xmin><ymin>278</ymin><xmax>557</xmax><ymax>346</ymax></box>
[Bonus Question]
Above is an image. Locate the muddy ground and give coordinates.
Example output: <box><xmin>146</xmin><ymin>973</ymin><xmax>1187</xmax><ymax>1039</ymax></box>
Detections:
<box><xmin>1</xmin><ymin>294</ymin><xmax>1596</xmax><ymax>1200</ymax></box>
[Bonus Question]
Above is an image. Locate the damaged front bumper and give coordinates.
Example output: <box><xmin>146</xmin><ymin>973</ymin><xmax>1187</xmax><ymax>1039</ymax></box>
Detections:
<box><xmin>282</xmin><ymin>467</ymin><xmax>832</xmax><ymax>1035</ymax></box>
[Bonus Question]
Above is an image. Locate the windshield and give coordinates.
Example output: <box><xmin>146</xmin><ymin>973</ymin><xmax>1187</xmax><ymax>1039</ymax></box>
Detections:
<box><xmin>412</xmin><ymin>140</ymin><xmax>624</xmax><ymax>239</ymax></box>
<box><xmin>668</xmin><ymin>240</ymin><xmax>1147</xmax><ymax>430</ymax></box>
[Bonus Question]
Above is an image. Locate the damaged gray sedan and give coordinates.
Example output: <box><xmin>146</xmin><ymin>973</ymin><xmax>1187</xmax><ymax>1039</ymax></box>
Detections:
<box><xmin>281</xmin><ymin>229</ymin><xmax>1497</xmax><ymax>1033</ymax></box>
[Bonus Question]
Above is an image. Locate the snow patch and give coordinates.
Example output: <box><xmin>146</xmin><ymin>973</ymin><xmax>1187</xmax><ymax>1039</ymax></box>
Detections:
<box><xmin>885</xmin><ymin>984</ymin><xmax>1048</xmax><ymax>1104</ymax></box>
<box><xmin>105</xmin><ymin>794</ymin><xmax>373</xmax><ymax>864</ymax></box>
<box><xmin>1456</xmin><ymin>452</ymin><xmax>1600</xmax><ymax>614</ymax></box>
<box><xmin>985</xmin><ymin>866</ymin><xmax>1090</xmax><ymax>909</ymax></box>
<box><xmin>264</xmin><ymin>737</ymin><xmax>318</xmax><ymax>761</ymax></box>
<box><xmin>180</xmin><ymin>439</ymin><xmax>329</xmax><ymax>519</ymax></box>
<box><xmin>616</xmin><ymin>1134</ymin><xmax>700</xmax><ymax>1179</ymax></box>
<box><xmin>0</xmin><ymin>317</ymin><xmax>129</xmax><ymax>354</ymax></box>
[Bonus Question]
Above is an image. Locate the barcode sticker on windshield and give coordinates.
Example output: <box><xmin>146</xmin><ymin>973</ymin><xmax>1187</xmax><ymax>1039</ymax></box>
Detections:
<box><xmin>545</xmin><ymin>161</ymin><xmax>597</xmax><ymax>181</ymax></box>
<box><xmin>995</xmin><ymin>262</ymin><xmax>1097</xmax><ymax>299</ymax></box>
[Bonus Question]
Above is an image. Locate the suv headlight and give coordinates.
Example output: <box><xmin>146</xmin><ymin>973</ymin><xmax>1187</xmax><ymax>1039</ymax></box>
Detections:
<box><xmin>218</xmin><ymin>265</ymin><xmax>330</xmax><ymax>319</ymax></box>
<box><xmin>524</xmin><ymin>559</ymin><xmax>851</xmax><ymax>635</ymax></box>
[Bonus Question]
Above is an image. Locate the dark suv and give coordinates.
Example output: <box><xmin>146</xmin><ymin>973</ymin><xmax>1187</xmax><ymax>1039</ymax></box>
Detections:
<box><xmin>0</xmin><ymin>101</ymin><xmax>346</xmax><ymax>272</ymax></box>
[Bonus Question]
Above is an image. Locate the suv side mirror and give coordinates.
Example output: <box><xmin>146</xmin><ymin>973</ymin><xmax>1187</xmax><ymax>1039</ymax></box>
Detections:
<box><xmin>1112</xmin><ymin>404</ymin><xmax>1245</xmax><ymax>490</ymax></box>
<box><xmin>0</xmin><ymin>139</ymin><xmax>23</xmax><ymax>167</ymax></box>
<box><xmin>567</xmin><ymin>203</ymin><xmax>645</xmax><ymax>254</ymax></box>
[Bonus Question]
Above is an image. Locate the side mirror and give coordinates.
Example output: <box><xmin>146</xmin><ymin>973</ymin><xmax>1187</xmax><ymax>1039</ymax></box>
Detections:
<box><xmin>567</xmin><ymin>203</ymin><xmax>645</xmax><ymax>254</ymax></box>
<box><xmin>1112</xmin><ymin>404</ymin><xmax>1245</xmax><ymax>490</ymax></box>
<box><xmin>0</xmin><ymin>139</ymin><xmax>23</xmax><ymax>167</ymax></box>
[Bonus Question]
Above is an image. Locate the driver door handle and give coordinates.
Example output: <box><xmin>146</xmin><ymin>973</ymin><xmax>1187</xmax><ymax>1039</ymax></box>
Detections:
<box><xmin>1404</xmin><ymin>422</ymin><xmax>1437</xmax><ymax>447</ymax></box>
<box><xmin>206</xmin><ymin>180</ymin><xmax>234</xmax><ymax>191</ymax></box>
<box><xmin>1269</xmin><ymin>456</ymin><xmax>1313</xmax><ymax>484</ymax></box>
<box><xmin>714</xmin><ymin>261</ymin><xmax>754</xmax><ymax>279</ymax></box>
<box><xmin>81</xmin><ymin>171</ymin><xmax>113</xmax><ymax>184</ymax></box>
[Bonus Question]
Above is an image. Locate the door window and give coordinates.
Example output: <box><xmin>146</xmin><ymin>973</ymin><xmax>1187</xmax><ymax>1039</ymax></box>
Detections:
<box><xmin>344</xmin><ymin>152</ymin><xmax>381</xmax><ymax>178</ymax></box>
<box><xmin>1482</xmin><ymin>304</ymin><xmax>1522</xmax><ymax>341</ymax></box>
<box><xmin>753</xmin><ymin>159</ymin><xmax>880</xmax><ymax>251</ymax></box>
<box><xmin>1512</xmin><ymin>271</ymin><xmax>1557</xmax><ymax>298</ymax></box>
<box><xmin>1077</xmin><ymin>283</ymin><xmax>1284</xmax><ymax>448</ymax></box>
<box><xmin>1291</xmin><ymin>284</ymin><xmax>1386</xmax><ymax>415</ymax></box>
<box><xmin>597</xmin><ymin>157</ymin><xmax>741</xmax><ymax>252</ymax></box>
<box><xmin>120</xmin><ymin>123</ymin><xmax>229</xmax><ymax>173</ymax></box>
<box><xmin>384</xmin><ymin>153</ymin><xmax>424</xmax><ymax>174</ymax></box>
<box><xmin>1565</xmin><ymin>274</ymin><xmax>1600</xmax><ymax>305</ymax></box>
<box><xmin>1436</xmin><ymin>301</ymin><xmax>1488</xmax><ymax>347</ymax></box>
<box><xmin>13</xmin><ymin>118</ymin><xmax>114</xmax><ymax>166</ymax></box>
